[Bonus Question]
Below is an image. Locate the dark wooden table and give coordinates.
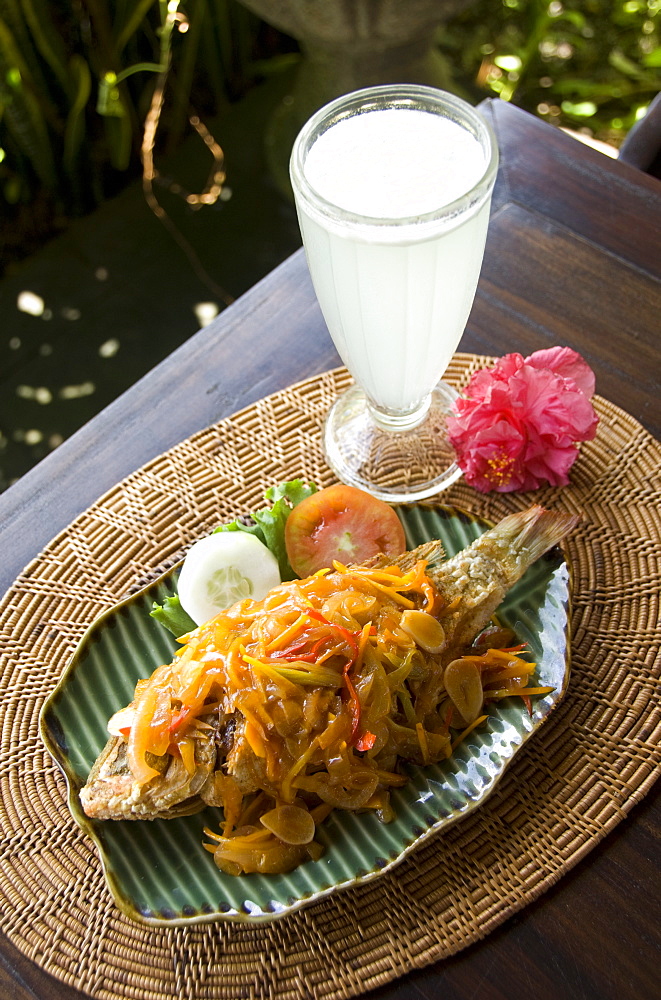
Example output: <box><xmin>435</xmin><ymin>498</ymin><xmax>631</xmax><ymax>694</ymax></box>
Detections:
<box><xmin>1</xmin><ymin>101</ymin><xmax>659</xmax><ymax>1000</ymax></box>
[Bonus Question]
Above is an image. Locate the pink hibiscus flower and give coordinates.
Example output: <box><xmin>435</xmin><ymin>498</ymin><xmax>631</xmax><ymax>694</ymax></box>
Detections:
<box><xmin>448</xmin><ymin>347</ymin><xmax>598</xmax><ymax>492</ymax></box>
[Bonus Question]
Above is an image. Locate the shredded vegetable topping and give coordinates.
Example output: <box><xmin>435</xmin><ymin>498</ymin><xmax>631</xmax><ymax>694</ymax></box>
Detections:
<box><xmin>109</xmin><ymin>560</ymin><xmax>551</xmax><ymax>875</ymax></box>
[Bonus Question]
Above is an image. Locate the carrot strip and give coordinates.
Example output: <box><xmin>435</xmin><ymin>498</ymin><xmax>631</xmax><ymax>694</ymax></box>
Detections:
<box><xmin>415</xmin><ymin>723</ymin><xmax>430</xmax><ymax>765</ymax></box>
<box><xmin>451</xmin><ymin>714</ymin><xmax>489</xmax><ymax>751</ymax></box>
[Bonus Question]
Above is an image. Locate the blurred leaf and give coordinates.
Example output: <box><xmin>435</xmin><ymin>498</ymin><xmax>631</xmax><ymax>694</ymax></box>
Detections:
<box><xmin>1</xmin><ymin>0</ymin><xmax>49</xmax><ymax>90</ymax></box>
<box><xmin>609</xmin><ymin>48</ymin><xmax>650</xmax><ymax>80</ymax></box>
<box><xmin>4</xmin><ymin>173</ymin><xmax>22</xmax><ymax>201</ymax></box>
<box><xmin>115</xmin><ymin>60</ymin><xmax>166</xmax><ymax>83</ymax></box>
<box><xmin>115</xmin><ymin>0</ymin><xmax>158</xmax><ymax>55</ymax></box>
<box><xmin>19</xmin><ymin>0</ymin><xmax>69</xmax><ymax>93</ymax></box>
<box><xmin>63</xmin><ymin>54</ymin><xmax>91</xmax><ymax>176</ymax></box>
<box><xmin>97</xmin><ymin>72</ymin><xmax>125</xmax><ymax>117</ymax></box>
<box><xmin>550</xmin><ymin>76</ymin><xmax>633</xmax><ymax>97</ymax></box>
<box><xmin>211</xmin><ymin>0</ymin><xmax>233</xmax><ymax>72</ymax></box>
<box><xmin>0</xmin><ymin>16</ymin><xmax>56</xmax><ymax>185</ymax></box>
<box><xmin>558</xmin><ymin>10</ymin><xmax>587</xmax><ymax>29</ymax></box>
<box><xmin>104</xmin><ymin>111</ymin><xmax>132</xmax><ymax>170</ymax></box>
<box><xmin>561</xmin><ymin>99</ymin><xmax>598</xmax><ymax>116</ymax></box>
<box><xmin>199</xmin><ymin>9</ymin><xmax>231</xmax><ymax>108</ymax></box>
<box><xmin>1</xmin><ymin>88</ymin><xmax>56</xmax><ymax>186</ymax></box>
<box><xmin>0</xmin><ymin>12</ymin><xmax>33</xmax><ymax>83</ymax></box>
<box><xmin>643</xmin><ymin>46</ymin><xmax>661</xmax><ymax>67</ymax></box>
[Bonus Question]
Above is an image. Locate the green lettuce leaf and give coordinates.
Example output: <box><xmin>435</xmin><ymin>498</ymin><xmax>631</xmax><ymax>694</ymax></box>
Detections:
<box><xmin>149</xmin><ymin>594</ymin><xmax>196</xmax><ymax>637</ymax></box>
<box><xmin>215</xmin><ymin>478</ymin><xmax>317</xmax><ymax>580</ymax></box>
<box><xmin>149</xmin><ymin>479</ymin><xmax>318</xmax><ymax>633</ymax></box>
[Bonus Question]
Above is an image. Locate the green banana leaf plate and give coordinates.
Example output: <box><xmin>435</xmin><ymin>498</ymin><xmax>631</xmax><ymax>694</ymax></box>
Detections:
<box><xmin>39</xmin><ymin>503</ymin><xmax>571</xmax><ymax>926</ymax></box>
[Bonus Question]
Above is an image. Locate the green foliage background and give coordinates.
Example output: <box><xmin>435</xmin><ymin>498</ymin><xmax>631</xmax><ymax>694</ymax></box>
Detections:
<box><xmin>0</xmin><ymin>0</ymin><xmax>659</xmax><ymax>268</ymax></box>
<box><xmin>443</xmin><ymin>0</ymin><xmax>660</xmax><ymax>143</ymax></box>
<box><xmin>0</xmin><ymin>0</ymin><xmax>264</xmax><ymax>264</ymax></box>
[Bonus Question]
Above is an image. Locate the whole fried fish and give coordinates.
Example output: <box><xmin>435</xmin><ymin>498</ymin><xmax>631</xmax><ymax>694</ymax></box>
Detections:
<box><xmin>80</xmin><ymin>505</ymin><xmax>578</xmax><ymax>822</ymax></box>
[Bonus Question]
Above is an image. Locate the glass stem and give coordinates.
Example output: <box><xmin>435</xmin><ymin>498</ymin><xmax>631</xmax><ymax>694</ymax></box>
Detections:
<box><xmin>368</xmin><ymin>395</ymin><xmax>432</xmax><ymax>432</ymax></box>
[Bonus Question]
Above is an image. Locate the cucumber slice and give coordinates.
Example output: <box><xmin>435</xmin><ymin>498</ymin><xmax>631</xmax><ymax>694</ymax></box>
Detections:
<box><xmin>177</xmin><ymin>531</ymin><xmax>281</xmax><ymax>625</ymax></box>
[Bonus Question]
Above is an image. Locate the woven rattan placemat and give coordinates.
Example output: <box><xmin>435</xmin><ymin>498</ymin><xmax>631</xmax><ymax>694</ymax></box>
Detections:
<box><xmin>1</xmin><ymin>355</ymin><xmax>659</xmax><ymax>1000</ymax></box>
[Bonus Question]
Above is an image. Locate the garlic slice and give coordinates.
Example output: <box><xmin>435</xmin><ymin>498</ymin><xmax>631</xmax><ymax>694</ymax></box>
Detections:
<box><xmin>259</xmin><ymin>804</ymin><xmax>316</xmax><ymax>845</ymax></box>
<box><xmin>400</xmin><ymin>609</ymin><xmax>445</xmax><ymax>653</ymax></box>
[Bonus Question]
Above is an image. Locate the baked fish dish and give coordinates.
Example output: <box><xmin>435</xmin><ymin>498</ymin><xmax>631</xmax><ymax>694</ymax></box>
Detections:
<box><xmin>80</xmin><ymin>504</ymin><xmax>578</xmax><ymax>876</ymax></box>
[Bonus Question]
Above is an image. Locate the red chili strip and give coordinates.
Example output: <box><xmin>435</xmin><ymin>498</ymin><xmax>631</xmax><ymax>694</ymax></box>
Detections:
<box><xmin>355</xmin><ymin>731</ymin><xmax>377</xmax><ymax>753</ymax></box>
<box><xmin>277</xmin><ymin>634</ymin><xmax>334</xmax><ymax>663</ymax></box>
<box><xmin>306</xmin><ymin>608</ymin><xmax>364</xmax><ymax>744</ymax></box>
<box><xmin>169</xmin><ymin>708</ymin><xmax>188</xmax><ymax>733</ymax></box>
<box><xmin>278</xmin><ymin>638</ymin><xmax>311</xmax><ymax>658</ymax></box>
<box><xmin>342</xmin><ymin>660</ymin><xmax>361</xmax><ymax>742</ymax></box>
<box><xmin>310</xmin><ymin>611</ymin><xmax>360</xmax><ymax>658</ymax></box>
<box><xmin>306</xmin><ymin>609</ymin><xmax>330</xmax><ymax>625</ymax></box>
<box><xmin>309</xmin><ymin>636</ymin><xmax>331</xmax><ymax>658</ymax></box>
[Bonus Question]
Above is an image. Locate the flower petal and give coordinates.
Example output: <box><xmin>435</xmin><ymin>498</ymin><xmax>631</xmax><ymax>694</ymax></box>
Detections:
<box><xmin>527</xmin><ymin>346</ymin><xmax>596</xmax><ymax>398</ymax></box>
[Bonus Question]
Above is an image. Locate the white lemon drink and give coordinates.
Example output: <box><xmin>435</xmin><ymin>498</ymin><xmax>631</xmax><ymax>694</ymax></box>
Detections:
<box><xmin>295</xmin><ymin>105</ymin><xmax>491</xmax><ymax>415</ymax></box>
<box><xmin>290</xmin><ymin>86</ymin><xmax>498</xmax><ymax>502</ymax></box>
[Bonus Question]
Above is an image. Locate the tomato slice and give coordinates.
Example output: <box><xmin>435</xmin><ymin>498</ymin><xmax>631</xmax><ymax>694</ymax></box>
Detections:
<box><xmin>285</xmin><ymin>484</ymin><xmax>406</xmax><ymax>577</ymax></box>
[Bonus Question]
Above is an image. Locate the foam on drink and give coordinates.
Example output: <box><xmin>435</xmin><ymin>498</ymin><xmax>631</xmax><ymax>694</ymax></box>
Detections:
<box><xmin>304</xmin><ymin>109</ymin><xmax>486</xmax><ymax>219</ymax></box>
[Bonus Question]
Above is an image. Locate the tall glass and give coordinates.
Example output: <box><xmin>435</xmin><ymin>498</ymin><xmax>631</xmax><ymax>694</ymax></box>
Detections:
<box><xmin>290</xmin><ymin>85</ymin><xmax>498</xmax><ymax>502</ymax></box>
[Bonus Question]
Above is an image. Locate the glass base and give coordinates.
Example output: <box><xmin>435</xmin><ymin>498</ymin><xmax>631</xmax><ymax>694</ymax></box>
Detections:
<box><xmin>323</xmin><ymin>382</ymin><xmax>463</xmax><ymax>503</ymax></box>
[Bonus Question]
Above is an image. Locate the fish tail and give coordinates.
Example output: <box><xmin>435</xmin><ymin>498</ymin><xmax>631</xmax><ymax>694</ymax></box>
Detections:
<box><xmin>494</xmin><ymin>505</ymin><xmax>580</xmax><ymax>565</ymax></box>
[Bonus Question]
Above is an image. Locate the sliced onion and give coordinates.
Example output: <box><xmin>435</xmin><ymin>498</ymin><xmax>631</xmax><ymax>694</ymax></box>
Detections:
<box><xmin>322</xmin><ymin>592</ymin><xmax>378</xmax><ymax>627</ymax></box>
<box><xmin>107</xmin><ymin>704</ymin><xmax>134</xmax><ymax>737</ymax></box>
<box><xmin>300</xmin><ymin>771</ymin><xmax>378</xmax><ymax>810</ymax></box>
